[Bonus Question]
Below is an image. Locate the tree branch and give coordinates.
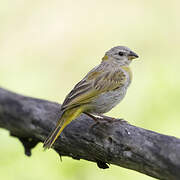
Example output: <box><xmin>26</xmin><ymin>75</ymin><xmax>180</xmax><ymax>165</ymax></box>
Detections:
<box><xmin>0</xmin><ymin>87</ymin><xmax>180</xmax><ymax>180</ymax></box>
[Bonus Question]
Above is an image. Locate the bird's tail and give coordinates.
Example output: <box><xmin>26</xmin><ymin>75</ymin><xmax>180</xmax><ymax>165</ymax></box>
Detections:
<box><xmin>43</xmin><ymin>107</ymin><xmax>83</xmax><ymax>149</ymax></box>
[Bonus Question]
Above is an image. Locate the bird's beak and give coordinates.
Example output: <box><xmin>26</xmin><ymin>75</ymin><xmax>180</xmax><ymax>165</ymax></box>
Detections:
<box><xmin>128</xmin><ymin>51</ymin><xmax>139</xmax><ymax>60</ymax></box>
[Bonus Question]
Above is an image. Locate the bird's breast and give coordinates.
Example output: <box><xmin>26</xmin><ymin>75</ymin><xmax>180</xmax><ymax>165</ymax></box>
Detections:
<box><xmin>121</xmin><ymin>66</ymin><xmax>132</xmax><ymax>86</ymax></box>
<box><xmin>89</xmin><ymin>87</ymin><xmax>128</xmax><ymax>114</ymax></box>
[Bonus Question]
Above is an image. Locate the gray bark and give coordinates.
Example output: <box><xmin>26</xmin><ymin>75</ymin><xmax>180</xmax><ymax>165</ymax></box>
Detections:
<box><xmin>0</xmin><ymin>87</ymin><xmax>180</xmax><ymax>180</ymax></box>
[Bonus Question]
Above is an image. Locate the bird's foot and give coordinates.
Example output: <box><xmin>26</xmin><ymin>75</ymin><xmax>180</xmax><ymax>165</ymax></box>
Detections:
<box><xmin>84</xmin><ymin>112</ymin><xmax>105</xmax><ymax>129</ymax></box>
<box><xmin>84</xmin><ymin>112</ymin><xmax>128</xmax><ymax>129</ymax></box>
<box><xmin>99</xmin><ymin>115</ymin><xmax>128</xmax><ymax>124</ymax></box>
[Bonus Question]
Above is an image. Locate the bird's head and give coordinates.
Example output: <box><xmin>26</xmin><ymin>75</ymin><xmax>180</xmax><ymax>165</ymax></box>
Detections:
<box><xmin>102</xmin><ymin>46</ymin><xmax>139</xmax><ymax>65</ymax></box>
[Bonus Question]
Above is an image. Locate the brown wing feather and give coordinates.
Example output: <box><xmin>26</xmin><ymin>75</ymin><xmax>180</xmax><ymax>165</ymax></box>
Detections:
<box><xmin>61</xmin><ymin>73</ymin><xmax>100</xmax><ymax>111</ymax></box>
<box><xmin>61</xmin><ymin>68</ymin><xmax>126</xmax><ymax>111</ymax></box>
<box><xmin>94</xmin><ymin>70</ymin><xmax>126</xmax><ymax>91</ymax></box>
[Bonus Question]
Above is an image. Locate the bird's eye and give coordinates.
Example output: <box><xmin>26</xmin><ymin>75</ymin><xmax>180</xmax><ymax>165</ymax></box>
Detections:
<box><xmin>118</xmin><ymin>52</ymin><xmax>124</xmax><ymax>56</ymax></box>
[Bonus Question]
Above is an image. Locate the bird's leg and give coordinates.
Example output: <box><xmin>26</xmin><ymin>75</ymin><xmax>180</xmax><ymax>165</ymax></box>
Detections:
<box><xmin>84</xmin><ymin>112</ymin><xmax>103</xmax><ymax>122</ymax></box>
<box><xmin>84</xmin><ymin>112</ymin><xmax>115</xmax><ymax>125</ymax></box>
<box><xmin>84</xmin><ymin>112</ymin><xmax>126</xmax><ymax>126</ymax></box>
<box><xmin>93</xmin><ymin>114</ymin><xmax>127</xmax><ymax>123</ymax></box>
<box><xmin>98</xmin><ymin>114</ymin><xmax>116</xmax><ymax>122</ymax></box>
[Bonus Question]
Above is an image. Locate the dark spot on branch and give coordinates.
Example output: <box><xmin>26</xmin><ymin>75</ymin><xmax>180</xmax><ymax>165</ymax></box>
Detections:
<box><xmin>97</xmin><ymin>160</ymin><xmax>109</xmax><ymax>169</ymax></box>
<box><xmin>108</xmin><ymin>136</ymin><xmax>113</xmax><ymax>144</ymax></box>
<box><xmin>18</xmin><ymin>137</ymin><xmax>39</xmax><ymax>156</ymax></box>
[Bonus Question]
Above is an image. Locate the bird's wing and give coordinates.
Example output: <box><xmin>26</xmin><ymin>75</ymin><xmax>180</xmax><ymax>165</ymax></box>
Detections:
<box><xmin>61</xmin><ymin>68</ymin><xmax>127</xmax><ymax>111</ymax></box>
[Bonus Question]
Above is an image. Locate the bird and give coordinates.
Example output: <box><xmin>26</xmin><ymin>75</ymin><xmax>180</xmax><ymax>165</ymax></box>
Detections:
<box><xmin>43</xmin><ymin>46</ymin><xmax>139</xmax><ymax>149</ymax></box>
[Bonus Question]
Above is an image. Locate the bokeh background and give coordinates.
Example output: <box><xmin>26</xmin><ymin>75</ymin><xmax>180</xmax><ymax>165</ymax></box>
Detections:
<box><xmin>0</xmin><ymin>0</ymin><xmax>180</xmax><ymax>179</ymax></box>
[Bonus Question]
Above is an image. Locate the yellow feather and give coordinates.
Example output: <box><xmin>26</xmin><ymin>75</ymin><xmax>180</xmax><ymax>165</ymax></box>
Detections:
<box><xmin>102</xmin><ymin>55</ymin><xmax>109</xmax><ymax>61</ymax></box>
<box><xmin>121</xmin><ymin>66</ymin><xmax>132</xmax><ymax>81</ymax></box>
<box><xmin>87</xmin><ymin>71</ymin><xmax>101</xmax><ymax>80</ymax></box>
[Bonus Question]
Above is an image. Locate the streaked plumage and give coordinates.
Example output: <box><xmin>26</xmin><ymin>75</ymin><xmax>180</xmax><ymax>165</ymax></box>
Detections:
<box><xmin>43</xmin><ymin>46</ymin><xmax>139</xmax><ymax>149</ymax></box>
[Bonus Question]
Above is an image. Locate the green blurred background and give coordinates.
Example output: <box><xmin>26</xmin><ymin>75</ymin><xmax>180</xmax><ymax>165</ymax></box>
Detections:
<box><xmin>0</xmin><ymin>0</ymin><xmax>180</xmax><ymax>179</ymax></box>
